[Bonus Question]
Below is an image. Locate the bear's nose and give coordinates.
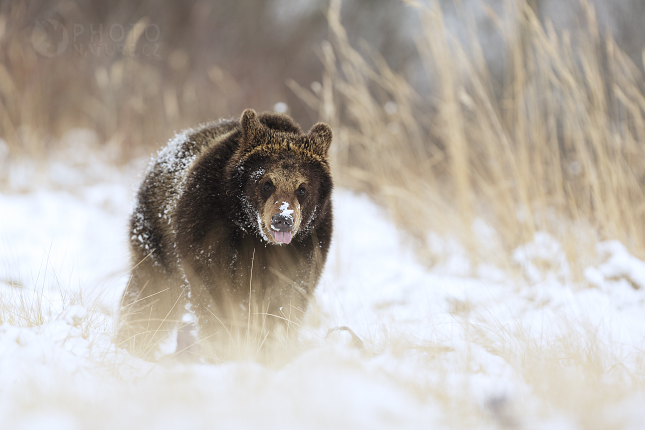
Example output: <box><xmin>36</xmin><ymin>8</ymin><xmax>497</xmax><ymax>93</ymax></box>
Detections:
<box><xmin>271</xmin><ymin>214</ymin><xmax>293</xmax><ymax>232</ymax></box>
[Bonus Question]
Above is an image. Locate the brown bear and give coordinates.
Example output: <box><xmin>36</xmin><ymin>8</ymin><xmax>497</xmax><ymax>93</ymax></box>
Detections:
<box><xmin>115</xmin><ymin>109</ymin><xmax>333</xmax><ymax>361</ymax></box>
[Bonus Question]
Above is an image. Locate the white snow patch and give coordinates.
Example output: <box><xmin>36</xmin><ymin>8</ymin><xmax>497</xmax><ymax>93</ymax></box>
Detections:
<box><xmin>426</xmin><ymin>232</ymin><xmax>471</xmax><ymax>276</ymax></box>
<box><xmin>250</xmin><ymin>168</ymin><xmax>266</xmax><ymax>182</ymax></box>
<box><xmin>2</xmin><ymin>158</ymin><xmax>645</xmax><ymax>428</ymax></box>
<box><xmin>585</xmin><ymin>240</ymin><xmax>645</xmax><ymax>290</ymax></box>
<box><xmin>58</xmin><ymin>305</ymin><xmax>87</xmax><ymax>327</ymax></box>
<box><xmin>279</xmin><ymin>201</ymin><xmax>294</xmax><ymax>218</ymax></box>
<box><xmin>273</xmin><ymin>101</ymin><xmax>288</xmax><ymax>113</ymax></box>
<box><xmin>255</xmin><ymin>212</ymin><xmax>270</xmax><ymax>242</ymax></box>
<box><xmin>512</xmin><ymin>232</ymin><xmax>571</xmax><ymax>283</ymax></box>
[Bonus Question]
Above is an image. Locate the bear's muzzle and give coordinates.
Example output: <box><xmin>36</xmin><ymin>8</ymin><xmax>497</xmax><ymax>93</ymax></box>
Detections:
<box><xmin>270</xmin><ymin>214</ymin><xmax>293</xmax><ymax>244</ymax></box>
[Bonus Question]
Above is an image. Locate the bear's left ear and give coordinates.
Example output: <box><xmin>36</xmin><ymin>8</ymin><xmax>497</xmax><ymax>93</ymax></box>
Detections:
<box><xmin>240</xmin><ymin>109</ymin><xmax>265</xmax><ymax>149</ymax></box>
<box><xmin>307</xmin><ymin>122</ymin><xmax>333</xmax><ymax>157</ymax></box>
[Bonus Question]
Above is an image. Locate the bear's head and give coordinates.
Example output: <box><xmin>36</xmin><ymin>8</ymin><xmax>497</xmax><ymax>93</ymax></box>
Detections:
<box><xmin>232</xmin><ymin>109</ymin><xmax>333</xmax><ymax>245</ymax></box>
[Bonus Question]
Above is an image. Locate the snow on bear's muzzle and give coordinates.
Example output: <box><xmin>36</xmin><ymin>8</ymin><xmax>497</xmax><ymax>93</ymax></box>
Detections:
<box><xmin>270</xmin><ymin>202</ymin><xmax>295</xmax><ymax>244</ymax></box>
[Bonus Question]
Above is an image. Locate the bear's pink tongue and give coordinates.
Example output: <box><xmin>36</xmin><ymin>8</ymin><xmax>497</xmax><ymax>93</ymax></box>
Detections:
<box><xmin>273</xmin><ymin>231</ymin><xmax>292</xmax><ymax>244</ymax></box>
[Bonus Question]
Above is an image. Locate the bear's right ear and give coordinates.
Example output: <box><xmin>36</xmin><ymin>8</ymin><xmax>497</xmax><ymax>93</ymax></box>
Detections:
<box><xmin>307</xmin><ymin>122</ymin><xmax>333</xmax><ymax>157</ymax></box>
<box><xmin>240</xmin><ymin>109</ymin><xmax>264</xmax><ymax>149</ymax></box>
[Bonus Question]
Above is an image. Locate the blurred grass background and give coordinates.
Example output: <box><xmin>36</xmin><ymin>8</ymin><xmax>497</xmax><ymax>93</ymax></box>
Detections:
<box><xmin>3</xmin><ymin>0</ymin><xmax>645</xmax><ymax>277</ymax></box>
<box><xmin>0</xmin><ymin>0</ymin><xmax>418</xmax><ymax>159</ymax></box>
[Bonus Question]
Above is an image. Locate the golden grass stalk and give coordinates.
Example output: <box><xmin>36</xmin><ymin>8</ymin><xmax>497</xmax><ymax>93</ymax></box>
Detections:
<box><xmin>290</xmin><ymin>0</ymin><xmax>645</xmax><ymax>277</ymax></box>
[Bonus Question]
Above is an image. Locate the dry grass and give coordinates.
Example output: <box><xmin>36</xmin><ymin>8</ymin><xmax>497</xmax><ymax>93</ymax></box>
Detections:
<box><xmin>290</xmin><ymin>0</ymin><xmax>645</xmax><ymax>279</ymax></box>
<box><xmin>0</xmin><ymin>3</ymin><xmax>254</xmax><ymax>163</ymax></box>
<box><xmin>0</xmin><ymin>269</ymin><xmax>111</xmax><ymax>334</ymax></box>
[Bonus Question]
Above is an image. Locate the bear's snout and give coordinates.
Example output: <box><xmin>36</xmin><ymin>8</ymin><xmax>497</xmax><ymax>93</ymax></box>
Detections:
<box><xmin>271</xmin><ymin>214</ymin><xmax>293</xmax><ymax>232</ymax></box>
<box><xmin>264</xmin><ymin>199</ymin><xmax>299</xmax><ymax>245</ymax></box>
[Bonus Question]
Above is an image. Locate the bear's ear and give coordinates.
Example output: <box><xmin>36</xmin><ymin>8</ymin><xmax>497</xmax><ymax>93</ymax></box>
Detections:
<box><xmin>240</xmin><ymin>109</ymin><xmax>264</xmax><ymax>149</ymax></box>
<box><xmin>307</xmin><ymin>122</ymin><xmax>333</xmax><ymax>157</ymax></box>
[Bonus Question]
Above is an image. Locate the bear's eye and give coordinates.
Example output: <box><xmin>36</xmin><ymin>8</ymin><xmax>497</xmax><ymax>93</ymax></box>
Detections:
<box><xmin>297</xmin><ymin>187</ymin><xmax>306</xmax><ymax>196</ymax></box>
<box><xmin>263</xmin><ymin>181</ymin><xmax>273</xmax><ymax>191</ymax></box>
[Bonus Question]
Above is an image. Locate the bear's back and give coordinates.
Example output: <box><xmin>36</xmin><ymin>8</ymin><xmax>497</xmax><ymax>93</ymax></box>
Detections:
<box><xmin>129</xmin><ymin>119</ymin><xmax>240</xmax><ymax>270</ymax></box>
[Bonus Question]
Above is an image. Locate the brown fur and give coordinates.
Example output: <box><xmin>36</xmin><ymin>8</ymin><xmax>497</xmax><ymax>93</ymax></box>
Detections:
<box><xmin>115</xmin><ymin>110</ymin><xmax>333</xmax><ymax>361</ymax></box>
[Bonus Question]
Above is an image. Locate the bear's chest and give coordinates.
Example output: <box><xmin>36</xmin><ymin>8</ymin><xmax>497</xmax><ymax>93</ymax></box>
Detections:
<box><xmin>231</xmin><ymin>236</ymin><xmax>311</xmax><ymax>292</ymax></box>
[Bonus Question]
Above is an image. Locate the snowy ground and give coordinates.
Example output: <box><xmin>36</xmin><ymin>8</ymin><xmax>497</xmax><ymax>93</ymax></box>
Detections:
<box><xmin>1</xmin><ymin>140</ymin><xmax>645</xmax><ymax>429</ymax></box>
